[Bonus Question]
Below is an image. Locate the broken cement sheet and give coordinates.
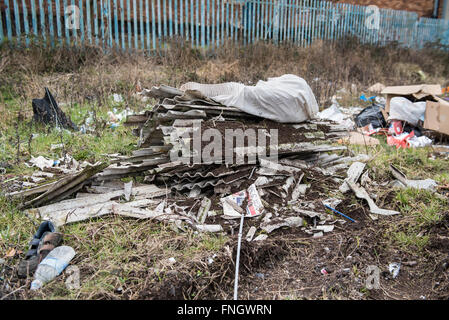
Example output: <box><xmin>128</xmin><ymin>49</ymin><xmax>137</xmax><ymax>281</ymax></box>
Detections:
<box><xmin>20</xmin><ymin>162</ymin><xmax>109</xmax><ymax>209</ymax></box>
<box><xmin>346</xmin><ymin>180</ymin><xmax>399</xmax><ymax>216</ymax></box>
<box><xmin>180</xmin><ymin>74</ymin><xmax>319</xmax><ymax>123</ymax></box>
<box><xmin>221</xmin><ymin>184</ymin><xmax>264</xmax><ymax>218</ymax></box>
<box><xmin>246</xmin><ymin>226</ymin><xmax>257</xmax><ymax>242</ymax></box>
<box><xmin>339</xmin><ymin>162</ymin><xmax>366</xmax><ymax>194</ymax></box>
<box><xmin>390</xmin><ymin>165</ymin><xmax>437</xmax><ymax>190</ymax></box>
<box><xmin>260</xmin><ymin>217</ymin><xmax>303</xmax><ymax>233</ymax></box>
<box><xmin>26</xmin><ymin>185</ymin><xmax>169</xmax><ymax>226</ymax></box>
<box><xmin>196</xmin><ymin>224</ymin><xmax>223</xmax><ymax>233</ymax></box>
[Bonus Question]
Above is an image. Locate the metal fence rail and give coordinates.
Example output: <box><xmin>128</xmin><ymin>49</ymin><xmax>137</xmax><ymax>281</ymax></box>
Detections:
<box><xmin>1</xmin><ymin>0</ymin><xmax>449</xmax><ymax>52</ymax></box>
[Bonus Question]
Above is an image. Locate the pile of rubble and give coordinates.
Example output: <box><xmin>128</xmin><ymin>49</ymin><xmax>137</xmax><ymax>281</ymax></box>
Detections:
<box><xmin>7</xmin><ymin>84</ymin><xmax>405</xmax><ymax>240</ymax></box>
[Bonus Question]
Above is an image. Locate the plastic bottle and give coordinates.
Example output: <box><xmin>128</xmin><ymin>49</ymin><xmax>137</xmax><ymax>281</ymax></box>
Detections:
<box><xmin>30</xmin><ymin>246</ymin><xmax>76</xmax><ymax>291</ymax></box>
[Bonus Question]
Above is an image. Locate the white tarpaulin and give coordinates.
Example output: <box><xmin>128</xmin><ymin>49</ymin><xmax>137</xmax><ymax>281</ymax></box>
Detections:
<box><xmin>180</xmin><ymin>74</ymin><xmax>319</xmax><ymax>123</ymax></box>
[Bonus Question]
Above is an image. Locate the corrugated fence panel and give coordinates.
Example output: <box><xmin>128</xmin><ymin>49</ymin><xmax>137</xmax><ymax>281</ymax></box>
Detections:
<box><xmin>0</xmin><ymin>0</ymin><xmax>448</xmax><ymax>52</ymax></box>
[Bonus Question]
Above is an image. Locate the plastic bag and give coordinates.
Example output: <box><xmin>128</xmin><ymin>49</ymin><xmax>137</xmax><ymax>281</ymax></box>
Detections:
<box><xmin>354</xmin><ymin>103</ymin><xmax>387</xmax><ymax>129</ymax></box>
<box><xmin>388</xmin><ymin>97</ymin><xmax>426</xmax><ymax>126</ymax></box>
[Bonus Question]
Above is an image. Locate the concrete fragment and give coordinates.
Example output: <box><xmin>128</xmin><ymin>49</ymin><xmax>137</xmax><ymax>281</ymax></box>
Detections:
<box><xmin>196</xmin><ymin>224</ymin><xmax>223</xmax><ymax>233</ymax></box>
<box><xmin>197</xmin><ymin>197</ymin><xmax>211</xmax><ymax>224</ymax></box>
<box><xmin>316</xmin><ymin>225</ymin><xmax>334</xmax><ymax>232</ymax></box>
<box><xmin>339</xmin><ymin>161</ymin><xmax>366</xmax><ymax>193</ymax></box>
<box><xmin>346</xmin><ymin>180</ymin><xmax>399</xmax><ymax>216</ymax></box>
<box><xmin>253</xmin><ymin>234</ymin><xmax>268</xmax><ymax>241</ymax></box>
<box><xmin>390</xmin><ymin>165</ymin><xmax>437</xmax><ymax>191</ymax></box>
<box><xmin>124</xmin><ymin>181</ymin><xmax>133</xmax><ymax>201</ymax></box>
<box><xmin>246</xmin><ymin>226</ymin><xmax>257</xmax><ymax>242</ymax></box>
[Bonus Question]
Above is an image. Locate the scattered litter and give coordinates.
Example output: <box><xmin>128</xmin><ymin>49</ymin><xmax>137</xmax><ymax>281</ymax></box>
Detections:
<box><xmin>197</xmin><ymin>198</ymin><xmax>211</xmax><ymax>224</ymax></box>
<box><xmin>246</xmin><ymin>226</ymin><xmax>257</xmax><ymax>242</ymax></box>
<box><xmin>317</xmin><ymin>103</ymin><xmax>355</xmax><ymax>129</ymax></box>
<box><xmin>207</xmin><ymin>254</ymin><xmax>217</xmax><ymax>265</ymax></box>
<box><xmin>196</xmin><ymin>225</ymin><xmax>224</xmax><ymax>233</ymax></box>
<box><xmin>388</xmin><ymin>97</ymin><xmax>426</xmax><ymax>126</ymax></box>
<box><xmin>390</xmin><ymin>165</ymin><xmax>437</xmax><ymax>190</ymax></box>
<box><xmin>316</xmin><ymin>225</ymin><xmax>335</xmax><ymax>233</ymax></box>
<box><xmin>407</xmin><ymin>135</ymin><xmax>433</xmax><ymax>148</ymax></box>
<box><xmin>255</xmin><ymin>273</ymin><xmax>265</xmax><ymax>279</ymax></box>
<box><xmin>31</xmin><ymin>246</ymin><xmax>75</xmax><ymax>290</ymax></box>
<box><xmin>339</xmin><ymin>131</ymin><xmax>380</xmax><ymax>146</ymax></box>
<box><xmin>388</xmin><ymin>263</ymin><xmax>401</xmax><ymax>279</ymax></box>
<box><xmin>359</xmin><ymin>94</ymin><xmax>376</xmax><ymax>102</ymax></box>
<box><xmin>32</xmin><ymin>88</ymin><xmax>77</xmax><ymax>130</ymax></box>
<box><xmin>339</xmin><ymin>161</ymin><xmax>366</xmax><ymax>194</ymax></box>
<box><xmin>112</xmin><ymin>94</ymin><xmax>124</xmax><ymax>104</ymax></box>
<box><xmin>221</xmin><ymin>184</ymin><xmax>264</xmax><ymax>218</ymax></box>
<box><xmin>322</xmin><ymin>198</ymin><xmax>342</xmax><ymax>208</ymax></box>
<box><xmin>124</xmin><ymin>181</ymin><xmax>133</xmax><ymax>201</ymax></box>
<box><xmin>347</xmin><ymin>180</ymin><xmax>400</xmax><ymax>216</ymax></box>
<box><xmin>323</xmin><ymin>204</ymin><xmax>356</xmax><ymax>223</ymax></box>
<box><xmin>253</xmin><ymin>235</ymin><xmax>268</xmax><ymax>241</ymax></box>
<box><xmin>50</xmin><ymin>144</ymin><xmax>64</xmax><ymax>151</ymax></box>
<box><xmin>28</xmin><ymin>156</ymin><xmax>55</xmax><ymax>170</ymax></box>
<box><xmin>354</xmin><ymin>103</ymin><xmax>387</xmax><ymax>129</ymax></box>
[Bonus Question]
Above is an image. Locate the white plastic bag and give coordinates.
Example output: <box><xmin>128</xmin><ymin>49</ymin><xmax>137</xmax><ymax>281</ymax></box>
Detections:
<box><xmin>181</xmin><ymin>74</ymin><xmax>319</xmax><ymax>123</ymax></box>
<box><xmin>388</xmin><ymin>97</ymin><xmax>426</xmax><ymax>126</ymax></box>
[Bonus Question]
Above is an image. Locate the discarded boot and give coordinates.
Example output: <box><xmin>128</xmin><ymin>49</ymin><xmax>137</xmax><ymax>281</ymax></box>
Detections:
<box><xmin>37</xmin><ymin>232</ymin><xmax>63</xmax><ymax>263</ymax></box>
<box><xmin>17</xmin><ymin>221</ymin><xmax>58</xmax><ymax>278</ymax></box>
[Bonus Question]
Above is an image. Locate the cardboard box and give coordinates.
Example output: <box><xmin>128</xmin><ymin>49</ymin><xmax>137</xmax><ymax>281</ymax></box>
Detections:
<box><xmin>381</xmin><ymin>84</ymin><xmax>449</xmax><ymax>135</ymax></box>
<box><xmin>424</xmin><ymin>97</ymin><xmax>449</xmax><ymax>135</ymax></box>
<box><xmin>381</xmin><ymin>84</ymin><xmax>442</xmax><ymax>113</ymax></box>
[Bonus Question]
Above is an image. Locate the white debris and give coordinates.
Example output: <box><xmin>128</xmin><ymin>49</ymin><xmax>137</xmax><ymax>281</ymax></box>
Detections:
<box><xmin>347</xmin><ymin>180</ymin><xmax>400</xmax><ymax>216</ymax></box>
<box><xmin>253</xmin><ymin>234</ymin><xmax>268</xmax><ymax>241</ymax></box>
<box><xmin>29</xmin><ymin>156</ymin><xmax>55</xmax><ymax>170</ymax></box>
<box><xmin>197</xmin><ymin>197</ymin><xmax>211</xmax><ymax>224</ymax></box>
<box><xmin>316</xmin><ymin>225</ymin><xmax>334</xmax><ymax>233</ymax></box>
<box><xmin>196</xmin><ymin>224</ymin><xmax>224</xmax><ymax>233</ymax></box>
<box><xmin>322</xmin><ymin>198</ymin><xmax>342</xmax><ymax>209</ymax></box>
<box><xmin>390</xmin><ymin>165</ymin><xmax>438</xmax><ymax>191</ymax></box>
<box><xmin>285</xmin><ymin>217</ymin><xmax>304</xmax><ymax>228</ymax></box>
<box><xmin>388</xmin><ymin>263</ymin><xmax>401</xmax><ymax>279</ymax></box>
<box><xmin>339</xmin><ymin>162</ymin><xmax>366</xmax><ymax>194</ymax></box>
<box><xmin>246</xmin><ymin>226</ymin><xmax>257</xmax><ymax>242</ymax></box>
<box><xmin>112</xmin><ymin>94</ymin><xmax>124</xmax><ymax>103</ymax></box>
<box><xmin>124</xmin><ymin>181</ymin><xmax>133</xmax><ymax>202</ymax></box>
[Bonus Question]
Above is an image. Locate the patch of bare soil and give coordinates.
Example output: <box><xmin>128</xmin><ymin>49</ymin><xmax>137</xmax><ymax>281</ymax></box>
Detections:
<box><xmin>134</xmin><ymin>193</ymin><xmax>449</xmax><ymax>300</ymax></box>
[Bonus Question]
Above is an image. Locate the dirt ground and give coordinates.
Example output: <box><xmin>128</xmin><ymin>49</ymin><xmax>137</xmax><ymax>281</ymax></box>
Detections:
<box><xmin>131</xmin><ymin>180</ymin><xmax>449</xmax><ymax>300</ymax></box>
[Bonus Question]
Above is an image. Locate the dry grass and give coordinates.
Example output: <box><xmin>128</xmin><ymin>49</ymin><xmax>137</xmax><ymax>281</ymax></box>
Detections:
<box><xmin>1</xmin><ymin>38</ymin><xmax>448</xmax><ymax>118</ymax></box>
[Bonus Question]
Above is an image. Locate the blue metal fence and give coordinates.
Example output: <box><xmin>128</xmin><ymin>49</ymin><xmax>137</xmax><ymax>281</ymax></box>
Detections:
<box><xmin>1</xmin><ymin>0</ymin><xmax>449</xmax><ymax>52</ymax></box>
